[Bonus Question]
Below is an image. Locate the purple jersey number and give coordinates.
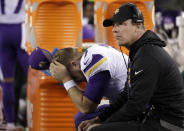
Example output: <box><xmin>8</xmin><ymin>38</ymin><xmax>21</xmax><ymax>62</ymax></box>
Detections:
<box><xmin>0</xmin><ymin>0</ymin><xmax>23</xmax><ymax>14</ymax></box>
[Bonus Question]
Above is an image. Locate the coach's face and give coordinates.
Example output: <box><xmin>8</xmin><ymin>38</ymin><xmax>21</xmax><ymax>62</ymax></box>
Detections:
<box><xmin>112</xmin><ymin>19</ymin><xmax>137</xmax><ymax>47</ymax></box>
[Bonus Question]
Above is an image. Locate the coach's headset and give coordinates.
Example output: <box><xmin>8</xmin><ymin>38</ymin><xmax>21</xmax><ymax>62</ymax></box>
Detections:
<box><xmin>128</xmin><ymin>3</ymin><xmax>144</xmax><ymax>24</ymax></box>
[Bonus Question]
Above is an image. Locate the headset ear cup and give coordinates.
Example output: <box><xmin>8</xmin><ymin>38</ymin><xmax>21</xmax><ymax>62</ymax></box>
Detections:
<box><xmin>135</xmin><ymin>7</ymin><xmax>143</xmax><ymax>23</ymax></box>
<box><xmin>132</xmin><ymin>6</ymin><xmax>139</xmax><ymax>23</ymax></box>
<box><xmin>128</xmin><ymin>3</ymin><xmax>138</xmax><ymax>23</ymax></box>
<box><xmin>128</xmin><ymin>3</ymin><xmax>143</xmax><ymax>23</ymax></box>
<box><xmin>132</xmin><ymin>14</ymin><xmax>137</xmax><ymax>23</ymax></box>
<box><xmin>134</xmin><ymin>6</ymin><xmax>144</xmax><ymax>23</ymax></box>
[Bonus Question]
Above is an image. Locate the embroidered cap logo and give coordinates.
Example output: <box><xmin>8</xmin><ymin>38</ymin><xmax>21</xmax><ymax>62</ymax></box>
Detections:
<box><xmin>114</xmin><ymin>8</ymin><xmax>119</xmax><ymax>15</ymax></box>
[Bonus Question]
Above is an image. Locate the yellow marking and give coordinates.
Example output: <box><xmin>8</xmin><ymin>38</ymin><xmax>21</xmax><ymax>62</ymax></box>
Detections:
<box><xmin>85</xmin><ymin>57</ymin><xmax>107</xmax><ymax>76</ymax></box>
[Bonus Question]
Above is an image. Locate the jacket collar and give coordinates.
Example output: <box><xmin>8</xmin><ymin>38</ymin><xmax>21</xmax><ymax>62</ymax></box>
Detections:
<box><xmin>129</xmin><ymin>30</ymin><xmax>166</xmax><ymax>61</ymax></box>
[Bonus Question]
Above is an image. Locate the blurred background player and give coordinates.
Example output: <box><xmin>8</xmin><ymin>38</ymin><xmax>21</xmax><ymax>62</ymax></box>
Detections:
<box><xmin>155</xmin><ymin>0</ymin><xmax>184</xmax><ymax>80</ymax></box>
<box><xmin>0</xmin><ymin>0</ymin><xmax>28</xmax><ymax>130</ymax></box>
<box><xmin>83</xmin><ymin>0</ymin><xmax>94</xmax><ymax>42</ymax></box>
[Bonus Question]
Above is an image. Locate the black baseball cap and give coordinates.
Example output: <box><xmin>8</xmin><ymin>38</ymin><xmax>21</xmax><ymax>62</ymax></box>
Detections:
<box><xmin>103</xmin><ymin>3</ymin><xmax>143</xmax><ymax>27</ymax></box>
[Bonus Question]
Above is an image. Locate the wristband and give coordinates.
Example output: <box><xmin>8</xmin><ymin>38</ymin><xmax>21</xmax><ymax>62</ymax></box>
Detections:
<box><xmin>63</xmin><ymin>80</ymin><xmax>77</xmax><ymax>91</ymax></box>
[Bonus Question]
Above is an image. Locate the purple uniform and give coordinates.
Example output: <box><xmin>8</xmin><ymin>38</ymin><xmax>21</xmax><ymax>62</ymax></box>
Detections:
<box><xmin>74</xmin><ymin>45</ymin><xmax>128</xmax><ymax>128</ymax></box>
<box><xmin>0</xmin><ymin>0</ymin><xmax>28</xmax><ymax>123</ymax></box>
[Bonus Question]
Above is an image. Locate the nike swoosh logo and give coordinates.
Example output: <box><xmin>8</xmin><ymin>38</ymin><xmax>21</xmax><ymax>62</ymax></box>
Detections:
<box><xmin>84</xmin><ymin>58</ymin><xmax>90</xmax><ymax>65</ymax></box>
<box><xmin>135</xmin><ymin>70</ymin><xmax>143</xmax><ymax>75</ymax></box>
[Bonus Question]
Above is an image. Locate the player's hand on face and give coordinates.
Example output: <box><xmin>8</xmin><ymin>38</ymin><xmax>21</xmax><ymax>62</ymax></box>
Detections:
<box><xmin>50</xmin><ymin>61</ymin><xmax>71</xmax><ymax>82</ymax></box>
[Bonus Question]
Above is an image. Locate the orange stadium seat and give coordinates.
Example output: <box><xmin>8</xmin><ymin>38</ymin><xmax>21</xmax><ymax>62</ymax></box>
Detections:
<box><xmin>29</xmin><ymin>0</ymin><xmax>82</xmax><ymax>51</ymax></box>
<box><xmin>27</xmin><ymin>69</ymin><xmax>86</xmax><ymax>131</ymax></box>
<box><xmin>26</xmin><ymin>0</ymin><xmax>83</xmax><ymax>130</ymax></box>
<box><xmin>94</xmin><ymin>0</ymin><xmax>155</xmax><ymax>55</ymax></box>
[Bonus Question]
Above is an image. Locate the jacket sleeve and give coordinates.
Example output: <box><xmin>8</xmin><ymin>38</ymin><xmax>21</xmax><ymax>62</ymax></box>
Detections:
<box><xmin>103</xmin><ymin>49</ymin><xmax>161</xmax><ymax>122</ymax></box>
<box><xmin>98</xmin><ymin>83</ymin><xmax>128</xmax><ymax>121</ymax></box>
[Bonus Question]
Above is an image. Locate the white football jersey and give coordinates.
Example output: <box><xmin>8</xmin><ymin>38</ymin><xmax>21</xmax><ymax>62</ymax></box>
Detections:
<box><xmin>80</xmin><ymin>44</ymin><xmax>128</xmax><ymax>102</ymax></box>
<box><xmin>0</xmin><ymin>0</ymin><xmax>25</xmax><ymax>23</ymax></box>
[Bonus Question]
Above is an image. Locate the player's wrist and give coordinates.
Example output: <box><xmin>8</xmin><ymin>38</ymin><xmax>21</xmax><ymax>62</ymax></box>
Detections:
<box><xmin>62</xmin><ymin>75</ymin><xmax>72</xmax><ymax>83</ymax></box>
<box><xmin>63</xmin><ymin>80</ymin><xmax>77</xmax><ymax>91</ymax></box>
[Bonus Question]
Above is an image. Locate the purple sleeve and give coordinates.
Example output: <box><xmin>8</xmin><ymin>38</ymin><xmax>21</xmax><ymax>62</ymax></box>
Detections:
<box><xmin>84</xmin><ymin>70</ymin><xmax>111</xmax><ymax>104</ymax></box>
